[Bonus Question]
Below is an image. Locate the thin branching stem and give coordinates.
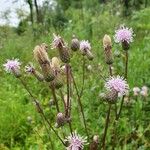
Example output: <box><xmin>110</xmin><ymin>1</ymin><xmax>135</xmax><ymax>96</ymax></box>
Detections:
<box><xmin>59</xmin><ymin>89</ymin><xmax>66</xmax><ymax>112</ymax></box>
<box><xmin>18</xmin><ymin>78</ymin><xmax>66</xmax><ymax>146</ymax></box>
<box><xmin>111</xmin><ymin>51</ymin><xmax>129</xmax><ymax>149</ymax></box>
<box><xmin>70</xmin><ymin>71</ymin><xmax>89</xmax><ymax>141</ymax></box>
<box><xmin>51</xmin><ymin>86</ymin><xmax>60</xmax><ymax>112</ymax></box>
<box><xmin>80</xmin><ymin>56</ymin><xmax>85</xmax><ymax>98</ymax></box>
<box><xmin>65</xmin><ymin>63</ymin><xmax>73</xmax><ymax>135</ymax></box>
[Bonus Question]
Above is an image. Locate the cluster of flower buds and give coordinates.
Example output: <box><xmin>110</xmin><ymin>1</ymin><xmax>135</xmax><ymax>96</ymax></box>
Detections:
<box><xmin>133</xmin><ymin>86</ymin><xmax>148</xmax><ymax>97</ymax></box>
<box><xmin>103</xmin><ymin>34</ymin><xmax>113</xmax><ymax>65</ymax></box>
<box><xmin>33</xmin><ymin>43</ymin><xmax>55</xmax><ymax>82</ymax></box>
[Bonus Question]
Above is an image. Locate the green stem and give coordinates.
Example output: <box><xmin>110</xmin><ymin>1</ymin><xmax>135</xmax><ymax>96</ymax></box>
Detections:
<box><xmin>80</xmin><ymin>56</ymin><xmax>85</xmax><ymax>98</ymax></box>
<box><xmin>70</xmin><ymin>71</ymin><xmax>89</xmax><ymax>141</ymax></box>
<box><xmin>51</xmin><ymin>86</ymin><xmax>60</xmax><ymax>112</ymax></box>
<box><xmin>18</xmin><ymin>78</ymin><xmax>66</xmax><ymax>146</ymax></box>
<box><xmin>117</xmin><ymin>50</ymin><xmax>128</xmax><ymax>119</ymax></box>
<box><xmin>101</xmin><ymin>104</ymin><xmax>112</xmax><ymax>150</ymax></box>
<box><xmin>65</xmin><ymin>64</ymin><xmax>73</xmax><ymax>135</ymax></box>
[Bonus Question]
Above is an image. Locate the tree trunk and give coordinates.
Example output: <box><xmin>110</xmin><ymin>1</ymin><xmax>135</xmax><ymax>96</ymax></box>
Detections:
<box><xmin>34</xmin><ymin>0</ymin><xmax>41</xmax><ymax>23</ymax></box>
<box><xmin>27</xmin><ymin>0</ymin><xmax>33</xmax><ymax>25</ymax></box>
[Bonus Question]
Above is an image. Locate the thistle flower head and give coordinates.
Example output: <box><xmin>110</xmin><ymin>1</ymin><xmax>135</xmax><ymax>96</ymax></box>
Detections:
<box><xmin>80</xmin><ymin>40</ymin><xmax>91</xmax><ymax>55</ymax></box>
<box><xmin>3</xmin><ymin>59</ymin><xmax>21</xmax><ymax>73</ymax></box>
<box><xmin>105</xmin><ymin>76</ymin><xmax>129</xmax><ymax>96</ymax></box>
<box><xmin>65</xmin><ymin>131</ymin><xmax>87</xmax><ymax>150</ymax></box>
<box><xmin>25</xmin><ymin>63</ymin><xmax>35</xmax><ymax>74</ymax></box>
<box><xmin>114</xmin><ymin>25</ymin><xmax>134</xmax><ymax>44</ymax></box>
<box><xmin>51</xmin><ymin>33</ymin><xmax>64</xmax><ymax>49</ymax></box>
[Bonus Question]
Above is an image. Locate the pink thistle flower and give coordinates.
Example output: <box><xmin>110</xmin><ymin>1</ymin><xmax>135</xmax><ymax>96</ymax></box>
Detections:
<box><xmin>51</xmin><ymin>33</ymin><xmax>64</xmax><ymax>49</ymax></box>
<box><xmin>3</xmin><ymin>59</ymin><xmax>21</xmax><ymax>73</ymax></box>
<box><xmin>105</xmin><ymin>76</ymin><xmax>129</xmax><ymax>96</ymax></box>
<box><xmin>80</xmin><ymin>40</ymin><xmax>91</xmax><ymax>54</ymax></box>
<box><xmin>65</xmin><ymin>131</ymin><xmax>87</xmax><ymax>150</ymax></box>
<box><xmin>25</xmin><ymin>64</ymin><xmax>35</xmax><ymax>74</ymax></box>
<box><xmin>114</xmin><ymin>25</ymin><xmax>134</xmax><ymax>44</ymax></box>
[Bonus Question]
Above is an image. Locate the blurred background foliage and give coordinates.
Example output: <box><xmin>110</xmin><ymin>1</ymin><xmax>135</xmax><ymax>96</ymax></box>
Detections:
<box><xmin>0</xmin><ymin>0</ymin><xmax>150</xmax><ymax>149</ymax></box>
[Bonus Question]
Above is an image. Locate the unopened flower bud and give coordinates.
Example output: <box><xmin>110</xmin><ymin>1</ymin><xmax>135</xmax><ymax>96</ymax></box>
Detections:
<box><xmin>51</xmin><ymin>57</ymin><xmax>60</xmax><ymax>70</ymax></box>
<box><xmin>71</xmin><ymin>35</ymin><xmax>80</xmax><ymax>51</ymax></box>
<box><xmin>33</xmin><ymin>44</ymin><xmax>55</xmax><ymax>81</ymax></box>
<box><xmin>55</xmin><ymin>113</ymin><xmax>66</xmax><ymax>128</ymax></box>
<box><xmin>50</xmin><ymin>75</ymin><xmax>63</xmax><ymax>89</ymax></box>
<box><xmin>103</xmin><ymin>34</ymin><xmax>113</xmax><ymax>64</ymax></box>
<box><xmin>51</xmin><ymin>34</ymin><xmax>70</xmax><ymax>63</ymax></box>
<box><xmin>86</xmin><ymin>50</ymin><xmax>94</xmax><ymax>60</ymax></box>
<box><xmin>90</xmin><ymin>135</ymin><xmax>99</xmax><ymax>150</ymax></box>
<box><xmin>103</xmin><ymin>34</ymin><xmax>112</xmax><ymax>48</ymax></box>
<box><xmin>93</xmin><ymin>135</ymin><xmax>99</xmax><ymax>144</ymax></box>
<box><xmin>33</xmin><ymin>44</ymin><xmax>49</xmax><ymax>65</ymax></box>
<box><xmin>33</xmin><ymin>70</ymin><xmax>44</xmax><ymax>81</ymax></box>
<box><xmin>58</xmin><ymin>46</ymin><xmax>70</xmax><ymax>63</ymax></box>
<box><xmin>41</xmin><ymin>63</ymin><xmax>55</xmax><ymax>82</ymax></box>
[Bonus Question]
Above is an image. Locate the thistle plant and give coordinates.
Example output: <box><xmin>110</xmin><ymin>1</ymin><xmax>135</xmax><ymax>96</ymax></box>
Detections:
<box><xmin>3</xmin><ymin>25</ymin><xmax>136</xmax><ymax>150</ymax></box>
